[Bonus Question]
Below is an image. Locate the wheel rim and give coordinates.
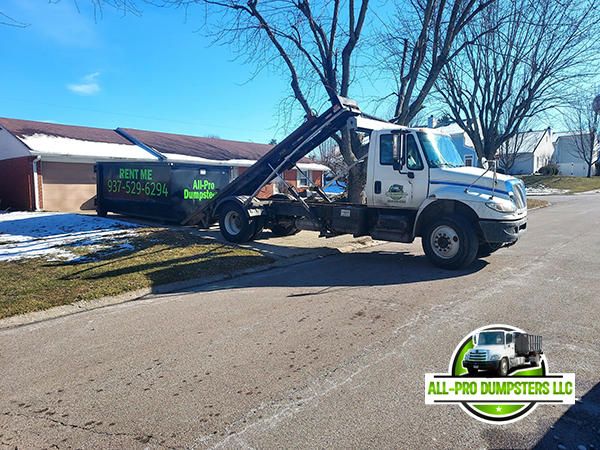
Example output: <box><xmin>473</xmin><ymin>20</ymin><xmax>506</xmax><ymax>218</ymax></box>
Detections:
<box><xmin>430</xmin><ymin>225</ymin><xmax>460</xmax><ymax>259</ymax></box>
<box><xmin>502</xmin><ymin>360</ymin><xmax>508</xmax><ymax>375</ymax></box>
<box><xmin>224</xmin><ymin>210</ymin><xmax>243</xmax><ymax>236</ymax></box>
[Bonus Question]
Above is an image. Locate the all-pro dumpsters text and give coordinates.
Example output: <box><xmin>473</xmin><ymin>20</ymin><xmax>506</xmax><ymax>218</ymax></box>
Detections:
<box><xmin>183</xmin><ymin>97</ymin><xmax>528</xmax><ymax>270</ymax></box>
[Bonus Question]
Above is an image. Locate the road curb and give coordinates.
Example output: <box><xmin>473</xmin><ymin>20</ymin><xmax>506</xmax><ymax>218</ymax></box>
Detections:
<box><xmin>0</xmin><ymin>237</ymin><xmax>384</xmax><ymax>330</ymax></box>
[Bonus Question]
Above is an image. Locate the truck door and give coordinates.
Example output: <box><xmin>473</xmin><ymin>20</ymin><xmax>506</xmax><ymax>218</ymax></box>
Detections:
<box><xmin>506</xmin><ymin>333</ymin><xmax>515</xmax><ymax>359</ymax></box>
<box><xmin>369</xmin><ymin>131</ymin><xmax>429</xmax><ymax>209</ymax></box>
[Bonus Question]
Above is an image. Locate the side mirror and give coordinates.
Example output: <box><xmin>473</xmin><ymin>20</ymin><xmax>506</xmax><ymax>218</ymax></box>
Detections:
<box><xmin>393</xmin><ymin>134</ymin><xmax>404</xmax><ymax>171</ymax></box>
<box><xmin>472</xmin><ymin>334</ymin><xmax>478</xmax><ymax>345</ymax></box>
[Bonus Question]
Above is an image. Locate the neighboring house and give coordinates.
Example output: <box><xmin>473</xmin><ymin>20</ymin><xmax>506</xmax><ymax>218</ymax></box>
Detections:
<box><xmin>0</xmin><ymin>118</ymin><xmax>328</xmax><ymax>213</ymax></box>
<box><xmin>552</xmin><ymin>131</ymin><xmax>599</xmax><ymax>176</ymax></box>
<box><xmin>435</xmin><ymin>119</ymin><xmax>554</xmax><ymax>175</ymax></box>
<box><xmin>502</xmin><ymin>128</ymin><xmax>554</xmax><ymax>175</ymax></box>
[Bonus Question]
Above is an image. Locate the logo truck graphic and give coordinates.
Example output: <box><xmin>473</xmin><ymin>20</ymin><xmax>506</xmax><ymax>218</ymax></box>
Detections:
<box><xmin>463</xmin><ymin>330</ymin><xmax>543</xmax><ymax>377</ymax></box>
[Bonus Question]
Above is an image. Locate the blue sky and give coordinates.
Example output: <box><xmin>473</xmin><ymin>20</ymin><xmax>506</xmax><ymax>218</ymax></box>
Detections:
<box><xmin>0</xmin><ymin>0</ymin><xmax>302</xmax><ymax>144</ymax></box>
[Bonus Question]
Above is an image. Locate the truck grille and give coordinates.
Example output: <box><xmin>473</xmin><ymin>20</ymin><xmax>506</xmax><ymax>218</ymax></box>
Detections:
<box><xmin>511</xmin><ymin>180</ymin><xmax>527</xmax><ymax>210</ymax></box>
<box><xmin>468</xmin><ymin>350</ymin><xmax>488</xmax><ymax>362</ymax></box>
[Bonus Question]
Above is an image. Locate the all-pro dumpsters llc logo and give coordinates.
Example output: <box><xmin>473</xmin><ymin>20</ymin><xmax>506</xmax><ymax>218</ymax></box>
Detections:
<box><xmin>425</xmin><ymin>324</ymin><xmax>576</xmax><ymax>424</ymax></box>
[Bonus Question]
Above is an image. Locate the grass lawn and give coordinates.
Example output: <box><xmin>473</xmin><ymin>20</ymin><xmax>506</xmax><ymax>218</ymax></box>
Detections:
<box><xmin>0</xmin><ymin>228</ymin><xmax>272</xmax><ymax>319</ymax></box>
<box><xmin>527</xmin><ymin>199</ymin><xmax>549</xmax><ymax>209</ymax></box>
<box><xmin>519</xmin><ymin>175</ymin><xmax>600</xmax><ymax>193</ymax></box>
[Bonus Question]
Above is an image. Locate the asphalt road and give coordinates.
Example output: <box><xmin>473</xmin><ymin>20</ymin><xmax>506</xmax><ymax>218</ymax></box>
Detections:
<box><xmin>1</xmin><ymin>193</ymin><xmax>599</xmax><ymax>450</ymax></box>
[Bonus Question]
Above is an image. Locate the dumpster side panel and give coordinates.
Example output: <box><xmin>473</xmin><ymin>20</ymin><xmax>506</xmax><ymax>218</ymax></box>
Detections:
<box><xmin>96</xmin><ymin>162</ymin><xmax>230</xmax><ymax>222</ymax></box>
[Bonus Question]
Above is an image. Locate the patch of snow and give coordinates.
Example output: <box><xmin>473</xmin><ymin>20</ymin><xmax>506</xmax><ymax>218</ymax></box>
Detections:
<box><xmin>0</xmin><ymin>212</ymin><xmax>140</xmax><ymax>262</ymax></box>
<box><xmin>525</xmin><ymin>185</ymin><xmax>570</xmax><ymax>196</ymax></box>
<box><xmin>23</xmin><ymin>134</ymin><xmax>156</xmax><ymax>161</ymax></box>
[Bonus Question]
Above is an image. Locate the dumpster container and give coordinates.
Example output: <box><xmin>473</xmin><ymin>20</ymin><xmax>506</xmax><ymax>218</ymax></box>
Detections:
<box><xmin>95</xmin><ymin>162</ymin><xmax>230</xmax><ymax>222</ymax></box>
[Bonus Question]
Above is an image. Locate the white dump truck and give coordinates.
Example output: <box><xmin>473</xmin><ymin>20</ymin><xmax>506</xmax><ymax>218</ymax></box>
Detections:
<box><xmin>463</xmin><ymin>330</ymin><xmax>543</xmax><ymax>376</ymax></box>
<box><xmin>184</xmin><ymin>97</ymin><xmax>528</xmax><ymax>269</ymax></box>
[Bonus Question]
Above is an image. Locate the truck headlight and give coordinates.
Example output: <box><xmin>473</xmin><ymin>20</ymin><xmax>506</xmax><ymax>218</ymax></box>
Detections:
<box><xmin>486</xmin><ymin>201</ymin><xmax>517</xmax><ymax>213</ymax></box>
<box><xmin>490</xmin><ymin>355</ymin><xmax>501</xmax><ymax>361</ymax></box>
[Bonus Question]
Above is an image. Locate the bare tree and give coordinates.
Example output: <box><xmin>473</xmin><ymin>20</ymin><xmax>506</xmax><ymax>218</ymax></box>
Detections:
<box><xmin>375</xmin><ymin>0</ymin><xmax>495</xmax><ymax>126</ymax></box>
<box><xmin>139</xmin><ymin>0</ymin><xmax>371</xmax><ymax>202</ymax></box>
<box><xmin>437</xmin><ymin>0</ymin><xmax>599</xmax><ymax>162</ymax></box>
<box><xmin>563</xmin><ymin>95</ymin><xmax>599</xmax><ymax>177</ymax></box>
<box><xmin>0</xmin><ymin>11</ymin><xmax>29</xmax><ymax>27</ymax></box>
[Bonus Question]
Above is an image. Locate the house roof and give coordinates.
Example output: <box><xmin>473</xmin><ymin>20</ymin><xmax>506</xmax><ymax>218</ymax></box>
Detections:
<box><xmin>0</xmin><ymin>117</ymin><xmax>327</xmax><ymax>170</ymax></box>
<box><xmin>119</xmin><ymin>128</ymin><xmax>273</xmax><ymax>161</ymax></box>
<box><xmin>0</xmin><ymin>117</ymin><xmax>151</xmax><ymax>162</ymax></box>
<box><xmin>503</xmin><ymin>129</ymin><xmax>550</xmax><ymax>154</ymax></box>
<box><xmin>0</xmin><ymin>117</ymin><xmax>131</xmax><ymax>145</ymax></box>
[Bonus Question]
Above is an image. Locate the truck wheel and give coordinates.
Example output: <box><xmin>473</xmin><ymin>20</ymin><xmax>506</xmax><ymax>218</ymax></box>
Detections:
<box><xmin>530</xmin><ymin>355</ymin><xmax>539</xmax><ymax>367</ymax></box>
<box><xmin>467</xmin><ymin>367</ymin><xmax>478</xmax><ymax>375</ymax></box>
<box><xmin>422</xmin><ymin>213</ymin><xmax>478</xmax><ymax>269</ymax></box>
<box><xmin>497</xmin><ymin>358</ymin><xmax>509</xmax><ymax>377</ymax></box>
<box><xmin>218</xmin><ymin>202</ymin><xmax>256</xmax><ymax>244</ymax></box>
<box><xmin>270</xmin><ymin>223</ymin><xmax>299</xmax><ymax>236</ymax></box>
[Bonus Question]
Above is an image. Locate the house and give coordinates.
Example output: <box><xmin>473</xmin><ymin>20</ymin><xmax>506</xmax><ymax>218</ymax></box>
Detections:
<box><xmin>435</xmin><ymin>118</ymin><xmax>554</xmax><ymax>174</ymax></box>
<box><xmin>552</xmin><ymin>131</ymin><xmax>599</xmax><ymax>176</ymax></box>
<box><xmin>499</xmin><ymin>128</ymin><xmax>554</xmax><ymax>175</ymax></box>
<box><xmin>0</xmin><ymin>118</ymin><xmax>328</xmax><ymax>213</ymax></box>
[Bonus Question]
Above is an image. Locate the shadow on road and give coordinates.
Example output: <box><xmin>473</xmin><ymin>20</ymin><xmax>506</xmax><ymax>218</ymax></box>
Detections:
<box><xmin>194</xmin><ymin>248</ymin><xmax>489</xmax><ymax>291</ymax></box>
<box><xmin>532</xmin><ymin>381</ymin><xmax>600</xmax><ymax>450</ymax></box>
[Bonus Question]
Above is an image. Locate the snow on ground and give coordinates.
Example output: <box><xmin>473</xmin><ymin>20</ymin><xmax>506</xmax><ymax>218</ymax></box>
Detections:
<box><xmin>525</xmin><ymin>185</ymin><xmax>570</xmax><ymax>196</ymax></box>
<box><xmin>0</xmin><ymin>212</ymin><xmax>141</xmax><ymax>262</ymax></box>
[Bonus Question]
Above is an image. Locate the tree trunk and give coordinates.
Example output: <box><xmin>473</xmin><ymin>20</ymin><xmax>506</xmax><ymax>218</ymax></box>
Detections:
<box><xmin>338</xmin><ymin>128</ymin><xmax>367</xmax><ymax>204</ymax></box>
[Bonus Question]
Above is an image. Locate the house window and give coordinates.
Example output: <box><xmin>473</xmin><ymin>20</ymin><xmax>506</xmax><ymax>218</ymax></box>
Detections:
<box><xmin>464</xmin><ymin>155</ymin><xmax>474</xmax><ymax>167</ymax></box>
<box><xmin>297</xmin><ymin>170</ymin><xmax>312</xmax><ymax>187</ymax></box>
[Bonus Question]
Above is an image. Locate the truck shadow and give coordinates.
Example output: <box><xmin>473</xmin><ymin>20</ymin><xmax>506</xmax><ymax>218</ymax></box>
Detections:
<box><xmin>194</xmin><ymin>247</ymin><xmax>488</xmax><ymax>291</ymax></box>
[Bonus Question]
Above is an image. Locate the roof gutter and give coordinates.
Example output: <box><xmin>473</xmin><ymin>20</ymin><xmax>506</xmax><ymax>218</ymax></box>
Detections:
<box><xmin>115</xmin><ymin>128</ymin><xmax>167</xmax><ymax>161</ymax></box>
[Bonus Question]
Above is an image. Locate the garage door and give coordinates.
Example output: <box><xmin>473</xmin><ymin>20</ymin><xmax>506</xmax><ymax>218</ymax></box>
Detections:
<box><xmin>42</xmin><ymin>162</ymin><xmax>96</xmax><ymax>211</ymax></box>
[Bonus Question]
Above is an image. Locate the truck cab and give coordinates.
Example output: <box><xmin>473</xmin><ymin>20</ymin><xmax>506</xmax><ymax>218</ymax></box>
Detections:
<box><xmin>352</xmin><ymin>117</ymin><xmax>528</xmax><ymax>269</ymax></box>
<box><xmin>463</xmin><ymin>330</ymin><xmax>541</xmax><ymax>376</ymax></box>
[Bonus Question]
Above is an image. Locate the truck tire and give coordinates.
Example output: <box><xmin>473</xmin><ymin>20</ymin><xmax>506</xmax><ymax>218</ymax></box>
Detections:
<box><xmin>530</xmin><ymin>354</ymin><xmax>539</xmax><ymax>367</ymax></box>
<box><xmin>218</xmin><ymin>202</ymin><xmax>256</xmax><ymax>244</ymax></box>
<box><xmin>497</xmin><ymin>358</ymin><xmax>509</xmax><ymax>377</ymax></box>
<box><xmin>422</xmin><ymin>213</ymin><xmax>478</xmax><ymax>269</ymax></box>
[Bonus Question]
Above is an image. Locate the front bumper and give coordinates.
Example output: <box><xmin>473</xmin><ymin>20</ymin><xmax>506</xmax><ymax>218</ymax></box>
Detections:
<box><xmin>479</xmin><ymin>217</ymin><xmax>527</xmax><ymax>244</ymax></box>
<box><xmin>463</xmin><ymin>360</ymin><xmax>500</xmax><ymax>371</ymax></box>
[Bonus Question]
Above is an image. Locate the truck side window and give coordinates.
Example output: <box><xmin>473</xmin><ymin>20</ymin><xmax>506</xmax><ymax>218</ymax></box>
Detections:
<box><xmin>406</xmin><ymin>134</ymin><xmax>424</xmax><ymax>170</ymax></box>
<box><xmin>506</xmin><ymin>334</ymin><xmax>513</xmax><ymax>344</ymax></box>
<box><xmin>380</xmin><ymin>134</ymin><xmax>396</xmax><ymax>166</ymax></box>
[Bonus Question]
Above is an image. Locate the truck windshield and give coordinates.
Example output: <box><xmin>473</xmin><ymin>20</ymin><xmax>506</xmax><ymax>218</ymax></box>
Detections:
<box><xmin>478</xmin><ymin>332</ymin><xmax>505</xmax><ymax>345</ymax></box>
<box><xmin>417</xmin><ymin>132</ymin><xmax>464</xmax><ymax>168</ymax></box>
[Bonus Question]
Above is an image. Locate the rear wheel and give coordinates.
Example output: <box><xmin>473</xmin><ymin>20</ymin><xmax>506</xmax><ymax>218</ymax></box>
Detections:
<box><xmin>218</xmin><ymin>202</ymin><xmax>256</xmax><ymax>243</ymax></box>
<box><xmin>422</xmin><ymin>213</ymin><xmax>478</xmax><ymax>269</ymax></box>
